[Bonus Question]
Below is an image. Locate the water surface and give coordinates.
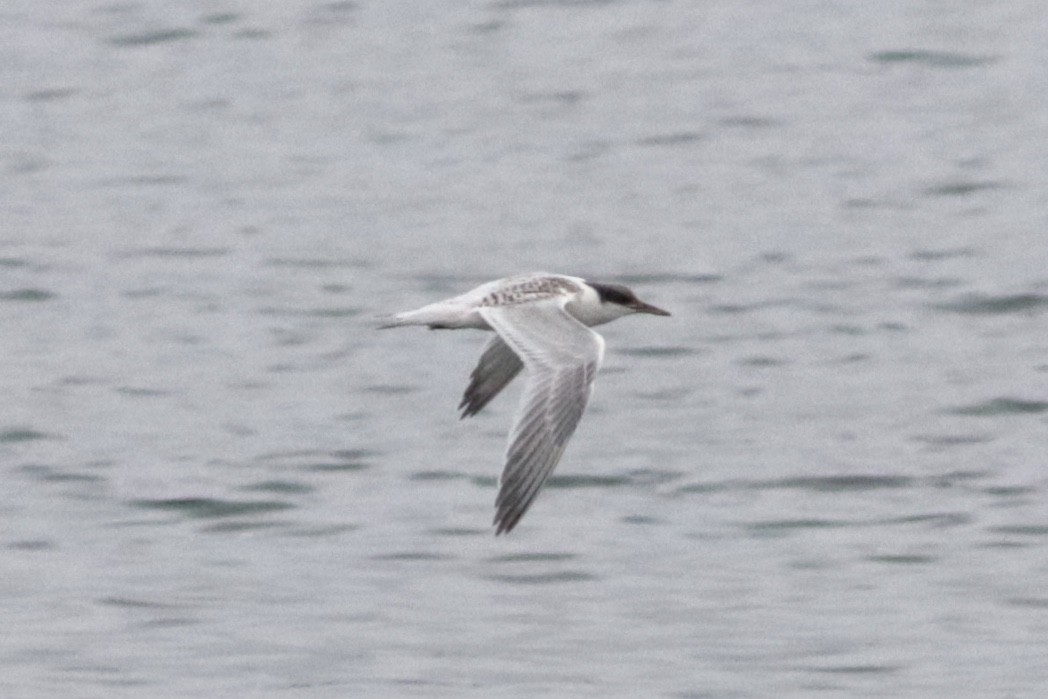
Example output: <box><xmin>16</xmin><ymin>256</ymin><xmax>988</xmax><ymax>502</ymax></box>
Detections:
<box><xmin>3</xmin><ymin>0</ymin><xmax>1047</xmax><ymax>696</ymax></box>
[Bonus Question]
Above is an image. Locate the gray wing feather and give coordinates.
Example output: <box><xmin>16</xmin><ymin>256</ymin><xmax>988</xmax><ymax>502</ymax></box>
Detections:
<box><xmin>459</xmin><ymin>336</ymin><xmax>524</xmax><ymax>418</ymax></box>
<box><xmin>479</xmin><ymin>301</ymin><xmax>605</xmax><ymax>535</ymax></box>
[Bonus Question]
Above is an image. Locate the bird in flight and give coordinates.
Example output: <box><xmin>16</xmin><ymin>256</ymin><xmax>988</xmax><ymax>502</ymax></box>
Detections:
<box><xmin>380</xmin><ymin>272</ymin><xmax>670</xmax><ymax>534</ymax></box>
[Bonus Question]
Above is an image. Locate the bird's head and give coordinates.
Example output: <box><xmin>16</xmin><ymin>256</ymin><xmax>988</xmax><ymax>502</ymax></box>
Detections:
<box><xmin>590</xmin><ymin>282</ymin><xmax>671</xmax><ymax>318</ymax></box>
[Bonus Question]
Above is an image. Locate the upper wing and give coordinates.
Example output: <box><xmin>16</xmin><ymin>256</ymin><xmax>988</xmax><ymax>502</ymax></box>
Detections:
<box><xmin>459</xmin><ymin>335</ymin><xmax>524</xmax><ymax>418</ymax></box>
<box><xmin>479</xmin><ymin>299</ymin><xmax>606</xmax><ymax>535</ymax></box>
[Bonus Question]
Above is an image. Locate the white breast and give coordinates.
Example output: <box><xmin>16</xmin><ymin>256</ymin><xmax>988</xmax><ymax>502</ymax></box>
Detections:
<box><xmin>565</xmin><ymin>284</ymin><xmax>629</xmax><ymax>327</ymax></box>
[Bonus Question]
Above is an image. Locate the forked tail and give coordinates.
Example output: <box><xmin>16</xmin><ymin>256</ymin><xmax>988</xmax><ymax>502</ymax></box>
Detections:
<box><xmin>376</xmin><ymin>314</ymin><xmax>409</xmax><ymax>329</ymax></box>
<box><xmin>375</xmin><ymin>306</ymin><xmax>449</xmax><ymax>329</ymax></box>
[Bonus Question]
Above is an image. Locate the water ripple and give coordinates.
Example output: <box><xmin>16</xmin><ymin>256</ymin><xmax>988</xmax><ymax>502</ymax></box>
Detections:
<box><xmin>635</xmin><ymin>132</ymin><xmax>704</xmax><ymax>147</ymax></box>
<box><xmin>0</xmin><ymin>289</ymin><xmax>55</xmax><ymax>302</ymax></box>
<box><xmin>429</xmin><ymin>527</ymin><xmax>488</xmax><ymax>537</ymax></box>
<box><xmin>773</xmin><ymin>475</ymin><xmax>914</xmax><ymax>492</ymax></box>
<box><xmin>987</xmin><ymin>525</ymin><xmax>1048</xmax><ymax>537</ymax></box>
<box><xmin>486</xmin><ymin>552</ymin><xmax>576</xmax><ymax>563</ymax></box>
<box><xmin>934</xmin><ymin>293</ymin><xmax>1048</xmax><ymax>314</ymax></box>
<box><xmin>908</xmin><ymin>247</ymin><xmax>978</xmax><ymax>261</ymax></box>
<box><xmin>909</xmin><ymin>431</ymin><xmax>989</xmax><ymax>448</ymax></box>
<box><xmin>109</xmin><ymin>29</ymin><xmax>198</xmax><ymax>47</ymax></box>
<box><xmin>130</xmin><ymin>497</ymin><xmax>295</xmax><ymax>519</ymax></box>
<box><xmin>372</xmin><ymin>551</ymin><xmax>452</xmax><ymax>561</ymax></box>
<box><xmin>882</xmin><ymin>513</ymin><xmax>972</xmax><ymax>528</ymax></box>
<box><xmin>616</xmin><ymin>272</ymin><xmax>721</xmax><ymax>285</ymax></box>
<box><xmin>618</xmin><ymin>345</ymin><xmax>698</xmax><ymax>358</ymax></box>
<box><xmin>867</xmin><ymin>554</ymin><xmax>937</xmax><ymax>565</ymax></box>
<box><xmin>809</xmin><ymin>663</ymin><xmax>904</xmax><ymax>675</ymax></box>
<box><xmin>546</xmin><ymin>474</ymin><xmax>633</xmax><ymax>488</ymax></box>
<box><xmin>409</xmin><ymin>470</ymin><xmax>471</xmax><ymax>482</ymax></box>
<box><xmin>921</xmin><ymin>180</ymin><xmax>1006</xmax><ymax>197</ymax></box>
<box><xmin>486</xmin><ymin>571</ymin><xmax>596</xmax><ymax>585</ymax></box>
<box><xmin>1005</xmin><ymin>597</ymin><xmax>1048</xmax><ymax>609</ymax></box>
<box><xmin>744</xmin><ymin>519</ymin><xmax>846</xmax><ymax>536</ymax></box>
<box><xmin>19</xmin><ymin>464</ymin><xmax>104</xmax><ymax>484</ymax></box>
<box><xmin>1</xmin><ymin>428</ymin><xmax>53</xmax><ymax>443</ymax></box>
<box><xmin>947</xmin><ymin>397</ymin><xmax>1048</xmax><ymax>416</ymax></box>
<box><xmin>117</xmin><ymin>247</ymin><xmax>229</xmax><ymax>259</ymax></box>
<box><xmin>241</xmin><ymin>480</ymin><xmax>315</xmax><ymax>494</ymax></box>
<box><xmin>868</xmin><ymin>50</ymin><xmax>996</xmax><ymax>68</ymax></box>
<box><xmin>677</xmin><ymin>474</ymin><xmax>915</xmax><ymax>494</ymax></box>
<box><xmin>257</xmin><ymin>448</ymin><xmax>374</xmax><ymax>473</ymax></box>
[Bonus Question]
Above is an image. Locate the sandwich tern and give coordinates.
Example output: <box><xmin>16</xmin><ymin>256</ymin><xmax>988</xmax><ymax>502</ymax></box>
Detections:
<box><xmin>380</xmin><ymin>272</ymin><xmax>670</xmax><ymax>534</ymax></box>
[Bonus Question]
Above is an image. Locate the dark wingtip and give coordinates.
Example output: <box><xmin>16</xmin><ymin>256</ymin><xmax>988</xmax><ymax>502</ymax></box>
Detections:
<box><xmin>458</xmin><ymin>393</ymin><xmax>482</xmax><ymax>419</ymax></box>
<box><xmin>493</xmin><ymin>511</ymin><xmax>520</xmax><ymax>536</ymax></box>
<box><xmin>493</xmin><ymin>495</ymin><xmax>529</xmax><ymax>535</ymax></box>
<box><xmin>458</xmin><ymin>377</ymin><xmax>505</xmax><ymax>419</ymax></box>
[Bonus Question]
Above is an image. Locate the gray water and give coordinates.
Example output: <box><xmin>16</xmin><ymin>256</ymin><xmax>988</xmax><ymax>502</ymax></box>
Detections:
<box><xmin>4</xmin><ymin>1</ymin><xmax>1048</xmax><ymax>696</ymax></box>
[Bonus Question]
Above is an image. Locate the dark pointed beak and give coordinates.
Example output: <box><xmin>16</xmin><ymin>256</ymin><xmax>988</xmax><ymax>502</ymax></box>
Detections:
<box><xmin>630</xmin><ymin>300</ymin><xmax>671</xmax><ymax>316</ymax></box>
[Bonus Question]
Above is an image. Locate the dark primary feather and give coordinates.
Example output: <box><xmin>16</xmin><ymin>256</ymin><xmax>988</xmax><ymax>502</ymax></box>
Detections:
<box><xmin>459</xmin><ymin>336</ymin><xmax>524</xmax><ymax>418</ymax></box>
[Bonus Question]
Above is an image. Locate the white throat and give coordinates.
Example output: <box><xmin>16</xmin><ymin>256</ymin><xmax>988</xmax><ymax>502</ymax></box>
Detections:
<box><xmin>566</xmin><ymin>284</ymin><xmax>632</xmax><ymax>327</ymax></box>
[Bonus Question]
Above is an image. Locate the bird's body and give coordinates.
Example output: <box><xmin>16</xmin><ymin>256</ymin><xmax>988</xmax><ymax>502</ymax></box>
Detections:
<box><xmin>379</xmin><ymin>274</ymin><xmax>636</xmax><ymax>330</ymax></box>
<box><xmin>380</xmin><ymin>272</ymin><xmax>669</xmax><ymax>534</ymax></box>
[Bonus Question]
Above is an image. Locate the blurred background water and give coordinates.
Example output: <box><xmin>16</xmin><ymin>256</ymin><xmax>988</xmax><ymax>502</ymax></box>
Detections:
<box><xmin>3</xmin><ymin>0</ymin><xmax>1048</xmax><ymax>696</ymax></box>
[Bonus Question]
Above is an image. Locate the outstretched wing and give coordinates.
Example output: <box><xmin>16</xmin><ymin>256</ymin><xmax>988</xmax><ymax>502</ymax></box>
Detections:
<box><xmin>459</xmin><ymin>336</ymin><xmax>524</xmax><ymax>418</ymax></box>
<box><xmin>479</xmin><ymin>299</ymin><xmax>605</xmax><ymax>535</ymax></box>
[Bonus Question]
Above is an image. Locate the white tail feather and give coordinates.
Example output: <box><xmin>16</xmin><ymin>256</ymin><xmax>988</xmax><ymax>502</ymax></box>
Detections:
<box><xmin>376</xmin><ymin>305</ymin><xmax>448</xmax><ymax>329</ymax></box>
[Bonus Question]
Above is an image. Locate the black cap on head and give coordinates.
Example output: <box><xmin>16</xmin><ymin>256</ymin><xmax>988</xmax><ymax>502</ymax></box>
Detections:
<box><xmin>590</xmin><ymin>282</ymin><xmax>637</xmax><ymax>306</ymax></box>
<box><xmin>590</xmin><ymin>281</ymin><xmax>671</xmax><ymax>316</ymax></box>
